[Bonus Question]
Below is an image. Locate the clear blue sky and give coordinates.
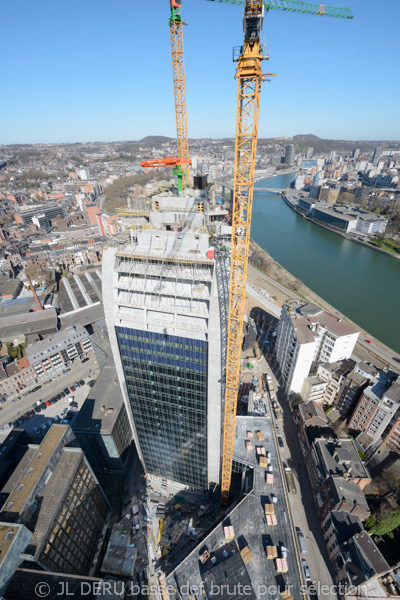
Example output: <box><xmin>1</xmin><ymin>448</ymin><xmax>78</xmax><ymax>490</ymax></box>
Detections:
<box><xmin>1</xmin><ymin>0</ymin><xmax>399</xmax><ymax>144</ymax></box>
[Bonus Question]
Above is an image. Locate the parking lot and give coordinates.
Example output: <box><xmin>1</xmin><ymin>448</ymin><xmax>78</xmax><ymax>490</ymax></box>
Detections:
<box><xmin>0</xmin><ymin>353</ymin><xmax>100</xmax><ymax>443</ymax></box>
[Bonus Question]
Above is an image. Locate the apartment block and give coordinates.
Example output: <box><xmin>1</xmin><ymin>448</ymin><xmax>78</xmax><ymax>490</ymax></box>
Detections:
<box><xmin>348</xmin><ymin>373</ymin><xmax>400</xmax><ymax>453</ymax></box>
<box><xmin>84</xmin><ymin>204</ymin><xmax>100</xmax><ymax>226</ymax></box>
<box><xmin>0</xmin><ymin>326</ymin><xmax>92</xmax><ymax>401</ymax></box>
<box><xmin>305</xmin><ymin>437</ymin><xmax>371</xmax><ymax>521</ymax></box>
<box><xmin>383</xmin><ymin>414</ymin><xmax>400</xmax><ymax>455</ymax></box>
<box><xmin>275</xmin><ymin>302</ymin><xmax>359</xmax><ymax>395</ymax></box>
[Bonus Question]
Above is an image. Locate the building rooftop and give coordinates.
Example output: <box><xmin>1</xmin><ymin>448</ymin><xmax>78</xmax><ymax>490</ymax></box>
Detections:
<box><xmin>315</xmin><ymin>438</ymin><xmax>370</xmax><ymax>480</ymax></box>
<box><xmin>297</xmin><ymin>311</ymin><xmax>358</xmax><ymax>344</ymax></box>
<box><xmin>60</xmin><ymin>302</ymin><xmax>105</xmax><ymax>329</ymax></box>
<box><xmin>27</xmin><ymin>448</ymin><xmax>82</xmax><ymax>558</ymax></box>
<box><xmin>167</xmin><ymin>414</ymin><xmax>303</xmax><ymax>600</ymax></box>
<box><xmin>58</xmin><ymin>267</ymin><xmax>102</xmax><ymax>314</ymax></box>
<box><xmin>299</xmin><ymin>401</ymin><xmax>327</xmax><ymax>425</ymax></box>
<box><xmin>0</xmin><ymin>294</ymin><xmax>47</xmax><ymax>316</ymax></box>
<box><xmin>325</xmin><ymin>476</ymin><xmax>370</xmax><ymax>514</ymax></box>
<box><xmin>117</xmin><ymin>230</ymin><xmax>212</xmax><ymax>264</ymax></box>
<box><xmin>385</xmin><ymin>381</ymin><xmax>400</xmax><ymax>404</ymax></box>
<box><xmin>343</xmin><ymin>531</ymin><xmax>389</xmax><ymax>586</ymax></box>
<box><xmin>73</xmin><ymin>330</ymin><xmax>123</xmax><ymax>435</ymax></box>
<box><xmin>330</xmin><ymin>510</ymin><xmax>363</xmax><ymax>545</ymax></box>
<box><xmin>0</xmin><ymin>308</ymin><xmax>57</xmax><ymax>340</ymax></box>
<box><xmin>25</xmin><ymin>325</ymin><xmax>88</xmax><ymax>365</ymax></box>
<box><xmin>4</xmin><ymin>568</ymin><xmax>123</xmax><ymax>599</ymax></box>
<box><xmin>0</xmin><ymin>523</ymin><xmax>26</xmax><ymax>568</ymax></box>
<box><xmin>100</xmin><ymin>525</ymin><xmax>137</xmax><ymax>577</ymax></box>
<box><xmin>0</xmin><ymin>425</ymin><xmax>72</xmax><ymax>519</ymax></box>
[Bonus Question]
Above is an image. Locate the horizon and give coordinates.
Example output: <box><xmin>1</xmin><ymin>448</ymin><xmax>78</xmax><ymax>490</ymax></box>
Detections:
<box><xmin>1</xmin><ymin>134</ymin><xmax>400</xmax><ymax>148</ymax></box>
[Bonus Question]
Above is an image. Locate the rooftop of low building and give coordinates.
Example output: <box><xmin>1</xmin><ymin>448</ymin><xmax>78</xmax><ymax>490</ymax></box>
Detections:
<box><xmin>343</xmin><ymin>531</ymin><xmax>389</xmax><ymax>586</ymax></box>
<box><xmin>315</xmin><ymin>438</ymin><xmax>370</xmax><ymax>480</ymax></box>
<box><xmin>325</xmin><ymin>476</ymin><xmax>370</xmax><ymax>514</ymax></box>
<box><xmin>72</xmin><ymin>329</ymin><xmax>124</xmax><ymax>435</ymax></box>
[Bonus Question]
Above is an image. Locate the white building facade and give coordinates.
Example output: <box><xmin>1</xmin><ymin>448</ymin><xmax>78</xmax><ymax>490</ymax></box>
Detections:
<box><xmin>275</xmin><ymin>303</ymin><xmax>359</xmax><ymax>395</ymax></box>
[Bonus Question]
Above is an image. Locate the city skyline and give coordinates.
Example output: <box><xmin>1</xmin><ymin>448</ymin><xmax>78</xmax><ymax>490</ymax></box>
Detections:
<box><xmin>1</xmin><ymin>0</ymin><xmax>399</xmax><ymax>144</ymax></box>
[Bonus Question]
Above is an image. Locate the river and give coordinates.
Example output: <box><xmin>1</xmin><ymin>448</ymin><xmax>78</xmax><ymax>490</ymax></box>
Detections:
<box><xmin>251</xmin><ymin>173</ymin><xmax>400</xmax><ymax>353</ymax></box>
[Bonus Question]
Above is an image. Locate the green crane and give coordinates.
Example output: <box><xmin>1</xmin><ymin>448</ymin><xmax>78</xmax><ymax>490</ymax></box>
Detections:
<box><xmin>207</xmin><ymin>0</ymin><xmax>354</xmax><ymax>19</ymax></box>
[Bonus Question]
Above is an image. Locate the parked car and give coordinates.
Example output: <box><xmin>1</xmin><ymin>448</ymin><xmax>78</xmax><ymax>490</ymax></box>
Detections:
<box><xmin>281</xmin><ymin>546</ymin><xmax>287</xmax><ymax>559</ymax></box>
<box><xmin>365</xmin><ymin>339</ymin><xmax>372</xmax><ymax>344</ymax></box>
<box><xmin>302</xmin><ymin>560</ymin><xmax>311</xmax><ymax>581</ymax></box>
<box><xmin>70</xmin><ymin>386</ymin><xmax>76</xmax><ymax>392</ymax></box>
<box><xmin>61</xmin><ymin>408</ymin><xmax>68</xmax><ymax>418</ymax></box>
<box><xmin>63</xmin><ymin>388</ymin><xmax>70</xmax><ymax>395</ymax></box>
<box><xmin>297</xmin><ymin>529</ymin><xmax>307</xmax><ymax>554</ymax></box>
<box><xmin>45</xmin><ymin>401</ymin><xmax>51</xmax><ymax>407</ymax></box>
<box><xmin>62</xmin><ymin>369</ymin><xmax>71</xmax><ymax>375</ymax></box>
<box><xmin>31</xmin><ymin>386</ymin><xmax>42</xmax><ymax>393</ymax></box>
<box><xmin>34</xmin><ymin>406</ymin><xmax>42</xmax><ymax>413</ymax></box>
<box><xmin>70</xmin><ymin>401</ymin><xmax>78</xmax><ymax>408</ymax></box>
<box><xmin>81</xmin><ymin>357</ymin><xmax>89</xmax><ymax>364</ymax></box>
<box><xmin>65</xmin><ymin>396</ymin><xmax>74</xmax><ymax>403</ymax></box>
<box><xmin>78</xmin><ymin>379</ymin><xmax>85</xmax><ymax>386</ymax></box>
<box><xmin>278</xmin><ymin>436</ymin><xmax>284</xmax><ymax>448</ymax></box>
<box><xmin>73</xmin><ymin>382</ymin><xmax>80</xmax><ymax>389</ymax></box>
<box><xmin>32</xmin><ymin>426</ymin><xmax>41</xmax><ymax>434</ymax></box>
<box><xmin>22</xmin><ymin>392</ymin><xmax>30</xmax><ymax>398</ymax></box>
<box><xmin>87</xmin><ymin>380</ymin><xmax>95</xmax><ymax>387</ymax></box>
<box><xmin>0</xmin><ymin>424</ymin><xmax>10</xmax><ymax>432</ymax></box>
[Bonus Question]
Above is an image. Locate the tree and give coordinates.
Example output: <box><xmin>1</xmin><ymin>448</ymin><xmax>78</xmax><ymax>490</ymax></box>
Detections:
<box><xmin>365</xmin><ymin>508</ymin><xmax>400</xmax><ymax>538</ymax></box>
<box><xmin>375</xmin><ymin>463</ymin><xmax>400</xmax><ymax>500</ymax></box>
<box><xmin>374</xmin><ymin>234</ymin><xmax>386</xmax><ymax>248</ymax></box>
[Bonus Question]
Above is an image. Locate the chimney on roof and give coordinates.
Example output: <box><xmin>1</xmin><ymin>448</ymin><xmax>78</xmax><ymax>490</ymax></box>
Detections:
<box><xmin>26</xmin><ymin>275</ymin><xmax>43</xmax><ymax>311</ymax></box>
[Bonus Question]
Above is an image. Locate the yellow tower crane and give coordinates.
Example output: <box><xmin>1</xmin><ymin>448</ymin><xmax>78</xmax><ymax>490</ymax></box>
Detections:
<box><xmin>169</xmin><ymin>1</ymin><xmax>190</xmax><ymax>186</ymax></box>
<box><xmin>207</xmin><ymin>0</ymin><xmax>354</xmax><ymax>505</ymax></box>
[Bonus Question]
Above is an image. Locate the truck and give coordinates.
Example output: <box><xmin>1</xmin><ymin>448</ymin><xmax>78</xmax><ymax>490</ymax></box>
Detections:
<box><xmin>284</xmin><ymin>468</ymin><xmax>296</xmax><ymax>494</ymax></box>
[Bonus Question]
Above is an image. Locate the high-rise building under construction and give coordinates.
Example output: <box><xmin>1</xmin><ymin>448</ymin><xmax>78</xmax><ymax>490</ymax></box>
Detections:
<box><xmin>102</xmin><ymin>193</ymin><xmax>227</xmax><ymax>490</ymax></box>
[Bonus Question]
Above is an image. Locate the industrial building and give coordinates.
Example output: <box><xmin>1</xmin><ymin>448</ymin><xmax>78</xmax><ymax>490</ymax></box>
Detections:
<box><xmin>103</xmin><ymin>191</ymin><xmax>226</xmax><ymax>490</ymax></box>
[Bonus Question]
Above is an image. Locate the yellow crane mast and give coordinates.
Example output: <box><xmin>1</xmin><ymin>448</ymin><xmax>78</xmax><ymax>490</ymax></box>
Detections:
<box><xmin>221</xmin><ymin>0</ymin><xmax>275</xmax><ymax>505</ymax></box>
<box><xmin>169</xmin><ymin>1</ymin><xmax>190</xmax><ymax>186</ymax></box>
<box><xmin>213</xmin><ymin>0</ymin><xmax>353</xmax><ymax>505</ymax></box>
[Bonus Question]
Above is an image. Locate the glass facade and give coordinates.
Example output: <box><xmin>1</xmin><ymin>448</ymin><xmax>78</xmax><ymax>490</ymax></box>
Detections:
<box><xmin>116</xmin><ymin>326</ymin><xmax>208</xmax><ymax>489</ymax></box>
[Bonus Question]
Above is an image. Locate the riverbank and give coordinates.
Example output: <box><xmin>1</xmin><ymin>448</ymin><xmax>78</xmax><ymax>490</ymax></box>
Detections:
<box><xmin>246</xmin><ymin>239</ymin><xmax>400</xmax><ymax>370</ymax></box>
<box><xmin>282</xmin><ymin>193</ymin><xmax>400</xmax><ymax>261</ymax></box>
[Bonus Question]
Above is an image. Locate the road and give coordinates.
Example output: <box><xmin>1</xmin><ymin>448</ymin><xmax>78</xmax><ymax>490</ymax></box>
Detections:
<box><xmin>0</xmin><ymin>353</ymin><xmax>99</xmax><ymax>432</ymax></box>
<box><xmin>267</xmin><ymin>364</ymin><xmax>338</xmax><ymax>600</ymax></box>
<box><xmin>0</xmin><ymin>380</ymin><xmax>94</xmax><ymax>443</ymax></box>
<box><xmin>246</xmin><ymin>283</ymin><xmax>282</xmax><ymax>318</ymax></box>
<box><xmin>247</xmin><ymin>264</ymin><xmax>400</xmax><ymax>369</ymax></box>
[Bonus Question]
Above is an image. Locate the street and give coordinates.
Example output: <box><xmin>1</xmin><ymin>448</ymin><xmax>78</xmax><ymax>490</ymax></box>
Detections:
<box><xmin>268</xmin><ymin>364</ymin><xmax>338</xmax><ymax>600</ymax></box>
<box><xmin>0</xmin><ymin>353</ymin><xmax>100</xmax><ymax>437</ymax></box>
